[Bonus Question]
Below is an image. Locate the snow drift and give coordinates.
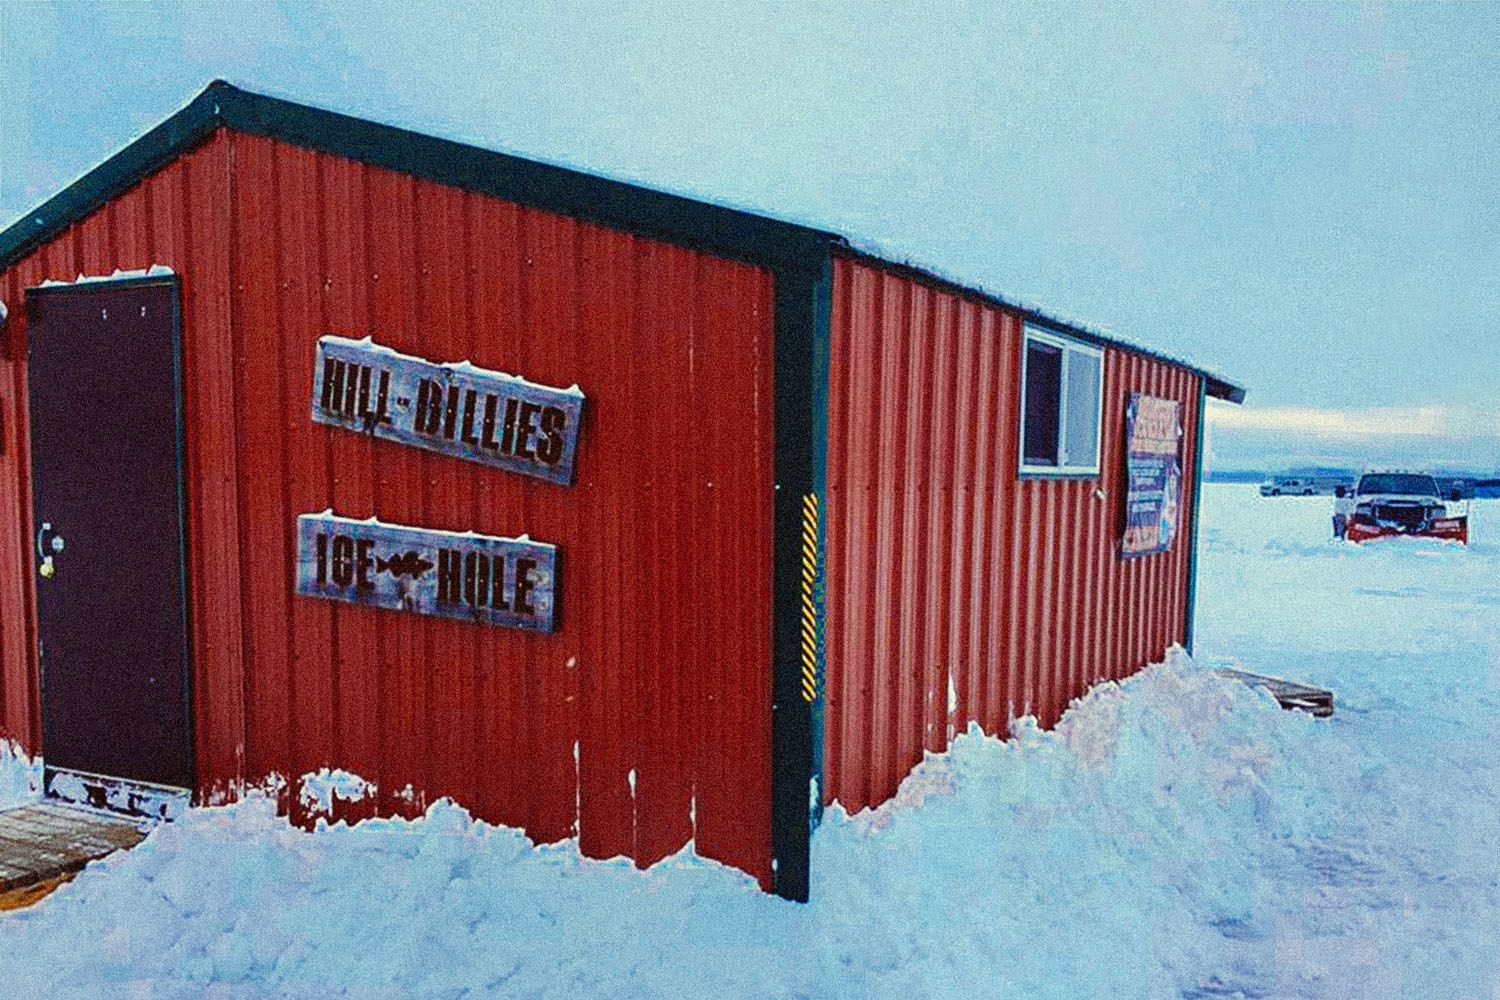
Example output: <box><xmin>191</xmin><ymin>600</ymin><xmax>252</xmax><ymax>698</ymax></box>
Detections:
<box><xmin>1</xmin><ymin>649</ymin><xmax>1345</xmax><ymax>999</ymax></box>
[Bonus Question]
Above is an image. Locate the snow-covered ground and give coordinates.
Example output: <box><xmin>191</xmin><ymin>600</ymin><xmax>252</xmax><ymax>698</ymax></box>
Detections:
<box><xmin>2</xmin><ymin>484</ymin><xmax>1497</xmax><ymax>999</ymax></box>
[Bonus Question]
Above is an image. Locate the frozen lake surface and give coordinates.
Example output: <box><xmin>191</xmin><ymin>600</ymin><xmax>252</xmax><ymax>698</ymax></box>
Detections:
<box><xmin>2</xmin><ymin>483</ymin><xmax>1497</xmax><ymax>998</ymax></box>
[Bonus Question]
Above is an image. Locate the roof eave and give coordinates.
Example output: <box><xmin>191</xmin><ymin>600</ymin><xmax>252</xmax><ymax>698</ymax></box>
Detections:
<box><xmin>1206</xmin><ymin>378</ymin><xmax>1246</xmax><ymax>404</ymax></box>
<box><xmin>0</xmin><ymin>81</ymin><xmax>836</xmax><ymax>278</ymax></box>
<box><xmin>0</xmin><ymin>82</ymin><xmax>226</xmax><ymax>274</ymax></box>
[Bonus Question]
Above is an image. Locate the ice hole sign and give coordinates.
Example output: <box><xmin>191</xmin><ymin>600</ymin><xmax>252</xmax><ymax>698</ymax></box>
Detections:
<box><xmin>311</xmin><ymin>335</ymin><xmax>584</xmax><ymax>485</ymax></box>
<box><xmin>295</xmin><ymin>512</ymin><xmax>558</xmax><ymax>634</ymax></box>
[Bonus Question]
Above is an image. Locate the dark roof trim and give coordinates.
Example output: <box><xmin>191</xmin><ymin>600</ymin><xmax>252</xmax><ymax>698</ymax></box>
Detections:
<box><xmin>0</xmin><ymin>86</ymin><xmax>223</xmax><ymax>275</ymax></box>
<box><xmin>0</xmin><ymin>81</ymin><xmax>835</xmax><ymax>279</ymax></box>
<box><xmin>1</xmin><ymin>81</ymin><xmax>1243</xmax><ymax>404</ymax></box>
<box><xmin>839</xmin><ymin>247</ymin><xmax>1245</xmax><ymax>403</ymax></box>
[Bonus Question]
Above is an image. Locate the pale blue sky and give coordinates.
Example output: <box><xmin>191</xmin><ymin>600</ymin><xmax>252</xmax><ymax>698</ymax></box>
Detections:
<box><xmin>2</xmin><ymin>1</ymin><xmax>1497</xmax><ymax>470</ymax></box>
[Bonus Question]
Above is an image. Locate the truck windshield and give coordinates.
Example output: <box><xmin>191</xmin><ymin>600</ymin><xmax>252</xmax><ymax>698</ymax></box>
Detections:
<box><xmin>1357</xmin><ymin>474</ymin><xmax>1438</xmax><ymax>496</ymax></box>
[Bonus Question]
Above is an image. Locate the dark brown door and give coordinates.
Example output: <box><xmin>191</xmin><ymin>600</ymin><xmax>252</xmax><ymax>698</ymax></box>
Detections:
<box><xmin>26</xmin><ymin>277</ymin><xmax>191</xmax><ymax>789</ymax></box>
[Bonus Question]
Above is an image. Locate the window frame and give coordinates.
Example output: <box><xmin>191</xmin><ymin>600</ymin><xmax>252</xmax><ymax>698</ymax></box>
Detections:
<box><xmin>1017</xmin><ymin>324</ymin><xmax>1105</xmax><ymax>478</ymax></box>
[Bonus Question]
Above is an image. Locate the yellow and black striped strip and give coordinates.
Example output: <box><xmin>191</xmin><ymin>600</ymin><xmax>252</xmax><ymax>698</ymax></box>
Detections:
<box><xmin>800</xmin><ymin>493</ymin><xmax>822</xmax><ymax>703</ymax></box>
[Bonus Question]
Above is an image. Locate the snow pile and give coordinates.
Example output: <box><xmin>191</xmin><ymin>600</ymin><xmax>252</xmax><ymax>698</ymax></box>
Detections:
<box><xmin>0</xmin><ymin>650</ymin><xmax>1343</xmax><ymax>999</ymax></box>
<box><xmin>808</xmin><ymin>651</ymin><xmax>1339</xmax><ymax>998</ymax></box>
<box><xmin>0</xmin><ymin>738</ymin><xmax>42</xmax><ymax>810</ymax></box>
<box><xmin>0</xmin><ymin>793</ymin><xmax>783</xmax><ymax>999</ymax></box>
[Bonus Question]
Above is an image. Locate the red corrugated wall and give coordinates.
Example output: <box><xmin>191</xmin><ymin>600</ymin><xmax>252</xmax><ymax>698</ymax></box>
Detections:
<box><xmin>0</xmin><ymin>130</ymin><xmax>776</xmax><ymax>886</ymax></box>
<box><xmin>0</xmin><ymin>354</ymin><xmax>39</xmax><ymax>755</ymax></box>
<box><xmin>823</xmin><ymin>253</ymin><xmax>1201</xmax><ymax>812</ymax></box>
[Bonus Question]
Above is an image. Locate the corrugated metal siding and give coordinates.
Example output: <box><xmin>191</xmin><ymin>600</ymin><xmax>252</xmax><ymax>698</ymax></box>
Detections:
<box><xmin>0</xmin><ymin>130</ymin><xmax>777</xmax><ymax>887</ymax></box>
<box><xmin>0</xmin><ymin>355</ymin><xmax>39</xmax><ymax>753</ymax></box>
<box><xmin>824</xmin><ymin>254</ymin><xmax>1201</xmax><ymax>812</ymax></box>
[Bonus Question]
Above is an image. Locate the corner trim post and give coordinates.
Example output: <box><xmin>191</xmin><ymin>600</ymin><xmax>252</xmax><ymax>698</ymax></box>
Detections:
<box><xmin>1184</xmin><ymin>376</ymin><xmax>1208</xmax><ymax>655</ymax></box>
<box><xmin>769</xmin><ymin>250</ymin><xmax>832</xmax><ymax>902</ymax></box>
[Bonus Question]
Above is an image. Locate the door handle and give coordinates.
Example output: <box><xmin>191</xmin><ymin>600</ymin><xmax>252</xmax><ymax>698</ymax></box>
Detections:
<box><xmin>36</xmin><ymin>522</ymin><xmax>62</xmax><ymax>578</ymax></box>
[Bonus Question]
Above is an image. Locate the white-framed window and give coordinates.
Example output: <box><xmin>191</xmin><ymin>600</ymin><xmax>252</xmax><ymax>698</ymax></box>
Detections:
<box><xmin>1018</xmin><ymin>325</ymin><xmax>1104</xmax><ymax>476</ymax></box>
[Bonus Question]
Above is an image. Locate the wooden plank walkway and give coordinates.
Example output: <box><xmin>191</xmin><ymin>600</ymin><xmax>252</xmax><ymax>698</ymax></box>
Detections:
<box><xmin>1213</xmin><ymin>668</ymin><xmax>1335</xmax><ymax>717</ymax></box>
<box><xmin>0</xmin><ymin>801</ymin><xmax>151</xmax><ymax>908</ymax></box>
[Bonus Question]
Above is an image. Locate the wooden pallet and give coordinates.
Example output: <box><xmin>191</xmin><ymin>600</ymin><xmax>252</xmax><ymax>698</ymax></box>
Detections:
<box><xmin>1212</xmin><ymin>668</ymin><xmax>1334</xmax><ymax>717</ymax></box>
<box><xmin>0</xmin><ymin>801</ymin><xmax>151</xmax><ymax>909</ymax></box>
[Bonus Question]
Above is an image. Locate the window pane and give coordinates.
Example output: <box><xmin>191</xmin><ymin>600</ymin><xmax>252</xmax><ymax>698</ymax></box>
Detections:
<box><xmin>1062</xmin><ymin>348</ymin><xmax>1101</xmax><ymax>469</ymax></box>
<box><xmin>1023</xmin><ymin>339</ymin><xmax>1061</xmax><ymax>466</ymax></box>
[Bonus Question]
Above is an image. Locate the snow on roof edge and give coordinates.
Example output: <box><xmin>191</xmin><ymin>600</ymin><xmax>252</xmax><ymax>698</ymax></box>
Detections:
<box><xmin>36</xmin><ymin>265</ymin><xmax>175</xmax><ymax>288</ymax></box>
<box><xmin>840</xmin><ymin>235</ymin><xmax>1245</xmax><ymax>403</ymax></box>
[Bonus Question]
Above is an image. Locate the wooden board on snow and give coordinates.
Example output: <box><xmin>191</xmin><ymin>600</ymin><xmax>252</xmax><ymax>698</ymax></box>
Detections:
<box><xmin>1212</xmin><ymin>668</ymin><xmax>1335</xmax><ymax>718</ymax></box>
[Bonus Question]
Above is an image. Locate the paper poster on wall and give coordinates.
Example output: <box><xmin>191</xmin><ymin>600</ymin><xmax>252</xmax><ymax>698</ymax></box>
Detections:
<box><xmin>1122</xmin><ymin>393</ymin><xmax>1182</xmax><ymax>557</ymax></box>
<box><xmin>295</xmin><ymin>511</ymin><xmax>558</xmax><ymax>634</ymax></box>
<box><xmin>311</xmin><ymin>336</ymin><xmax>584</xmax><ymax>485</ymax></box>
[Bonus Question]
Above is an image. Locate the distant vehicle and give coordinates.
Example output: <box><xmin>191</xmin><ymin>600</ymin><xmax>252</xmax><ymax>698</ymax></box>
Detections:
<box><xmin>1260</xmin><ymin>474</ymin><xmax>1352</xmax><ymax>497</ymax></box>
<box><xmin>1344</xmin><ymin>471</ymin><xmax>1468</xmax><ymax>545</ymax></box>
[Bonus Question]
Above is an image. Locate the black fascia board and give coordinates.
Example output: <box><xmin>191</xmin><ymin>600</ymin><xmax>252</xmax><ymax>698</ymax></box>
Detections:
<box><xmin>1202</xmin><ymin>376</ymin><xmax>1244</xmax><ymax>405</ymax></box>
<box><xmin>839</xmin><ymin>247</ymin><xmax>1246</xmax><ymax>404</ymax></box>
<box><xmin>0</xmin><ymin>81</ymin><xmax>836</xmax><ymax>279</ymax></box>
<box><xmin>212</xmin><ymin>84</ymin><xmax>834</xmax><ymax>275</ymax></box>
<box><xmin>0</xmin><ymin>87</ymin><xmax>223</xmax><ymax>273</ymax></box>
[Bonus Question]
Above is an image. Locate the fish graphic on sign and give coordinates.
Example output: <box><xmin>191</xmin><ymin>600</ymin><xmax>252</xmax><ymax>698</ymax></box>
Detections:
<box><xmin>376</xmin><ymin>551</ymin><xmax>434</xmax><ymax>581</ymax></box>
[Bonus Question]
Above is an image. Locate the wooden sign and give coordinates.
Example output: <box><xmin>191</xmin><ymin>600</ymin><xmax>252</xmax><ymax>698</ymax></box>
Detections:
<box><xmin>311</xmin><ymin>335</ymin><xmax>584</xmax><ymax>485</ymax></box>
<box><xmin>295</xmin><ymin>512</ymin><xmax>558</xmax><ymax>634</ymax></box>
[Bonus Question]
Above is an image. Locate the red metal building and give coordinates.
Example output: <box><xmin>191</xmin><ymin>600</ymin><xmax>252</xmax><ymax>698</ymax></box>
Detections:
<box><xmin>0</xmin><ymin>83</ymin><xmax>1242</xmax><ymax>900</ymax></box>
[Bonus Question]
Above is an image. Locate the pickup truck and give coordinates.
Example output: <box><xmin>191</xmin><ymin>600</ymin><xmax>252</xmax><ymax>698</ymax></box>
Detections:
<box><xmin>1344</xmin><ymin>472</ymin><xmax>1468</xmax><ymax>544</ymax></box>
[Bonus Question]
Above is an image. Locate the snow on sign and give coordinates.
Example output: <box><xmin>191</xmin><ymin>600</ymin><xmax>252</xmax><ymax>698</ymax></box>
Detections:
<box><xmin>1122</xmin><ymin>393</ymin><xmax>1182</xmax><ymax>557</ymax></box>
<box><xmin>295</xmin><ymin>512</ymin><xmax>558</xmax><ymax>634</ymax></box>
<box><xmin>311</xmin><ymin>336</ymin><xmax>584</xmax><ymax>485</ymax></box>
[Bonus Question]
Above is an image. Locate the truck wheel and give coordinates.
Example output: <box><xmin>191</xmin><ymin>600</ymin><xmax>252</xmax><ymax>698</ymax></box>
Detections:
<box><xmin>1270</xmin><ymin>489</ymin><xmax>1280</xmax><ymax>496</ymax></box>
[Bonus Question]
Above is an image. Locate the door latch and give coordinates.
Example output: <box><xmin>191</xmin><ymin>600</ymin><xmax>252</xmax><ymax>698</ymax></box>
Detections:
<box><xmin>36</xmin><ymin>522</ymin><xmax>61</xmax><ymax>578</ymax></box>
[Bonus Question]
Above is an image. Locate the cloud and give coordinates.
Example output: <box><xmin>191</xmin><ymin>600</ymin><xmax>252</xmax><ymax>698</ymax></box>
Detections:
<box><xmin>1204</xmin><ymin>401</ymin><xmax>1500</xmax><ymax>473</ymax></box>
<box><xmin>1207</xmin><ymin>403</ymin><xmax>1499</xmax><ymax>439</ymax></box>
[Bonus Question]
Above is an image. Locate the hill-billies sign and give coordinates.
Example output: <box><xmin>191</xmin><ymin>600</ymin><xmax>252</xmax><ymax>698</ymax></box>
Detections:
<box><xmin>311</xmin><ymin>335</ymin><xmax>584</xmax><ymax>485</ymax></box>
